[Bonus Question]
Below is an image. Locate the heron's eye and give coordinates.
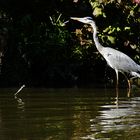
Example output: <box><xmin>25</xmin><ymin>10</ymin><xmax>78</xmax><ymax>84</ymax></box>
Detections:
<box><xmin>85</xmin><ymin>18</ymin><xmax>88</xmax><ymax>21</ymax></box>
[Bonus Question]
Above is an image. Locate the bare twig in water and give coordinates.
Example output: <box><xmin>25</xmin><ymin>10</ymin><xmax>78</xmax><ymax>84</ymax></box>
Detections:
<box><xmin>14</xmin><ymin>84</ymin><xmax>25</xmax><ymax>97</ymax></box>
<box><xmin>14</xmin><ymin>85</ymin><xmax>25</xmax><ymax>109</ymax></box>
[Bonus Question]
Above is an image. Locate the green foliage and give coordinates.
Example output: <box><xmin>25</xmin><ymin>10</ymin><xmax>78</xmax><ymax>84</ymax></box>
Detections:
<box><xmin>84</xmin><ymin>0</ymin><xmax>140</xmax><ymax>60</ymax></box>
<box><xmin>0</xmin><ymin>0</ymin><xmax>140</xmax><ymax>87</ymax></box>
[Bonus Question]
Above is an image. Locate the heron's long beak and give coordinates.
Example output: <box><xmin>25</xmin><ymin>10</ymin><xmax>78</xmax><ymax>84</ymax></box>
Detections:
<box><xmin>62</xmin><ymin>17</ymin><xmax>81</xmax><ymax>26</ymax></box>
<box><xmin>70</xmin><ymin>17</ymin><xmax>81</xmax><ymax>21</ymax></box>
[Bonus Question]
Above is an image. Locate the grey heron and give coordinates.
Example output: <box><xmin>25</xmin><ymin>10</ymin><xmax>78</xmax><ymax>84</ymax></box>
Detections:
<box><xmin>70</xmin><ymin>17</ymin><xmax>140</xmax><ymax>89</ymax></box>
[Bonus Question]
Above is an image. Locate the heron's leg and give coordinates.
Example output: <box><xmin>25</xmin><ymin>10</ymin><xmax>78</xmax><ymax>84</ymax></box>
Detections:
<box><xmin>115</xmin><ymin>69</ymin><xmax>119</xmax><ymax>89</ymax></box>
<box><xmin>126</xmin><ymin>79</ymin><xmax>131</xmax><ymax>97</ymax></box>
<box><xmin>127</xmin><ymin>79</ymin><xmax>131</xmax><ymax>89</ymax></box>
<box><xmin>115</xmin><ymin>70</ymin><xmax>120</xmax><ymax>99</ymax></box>
<box><xmin>120</xmin><ymin>72</ymin><xmax>131</xmax><ymax>97</ymax></box>
<box><xmin>120</xmin><ymin>72</ymin><xmax>131</xmax><ymax>89</ymax></box>
<box><xmin>115</xmin><ymin>88</ymin><xmax>119</xmax><ymax>107</ymax></box>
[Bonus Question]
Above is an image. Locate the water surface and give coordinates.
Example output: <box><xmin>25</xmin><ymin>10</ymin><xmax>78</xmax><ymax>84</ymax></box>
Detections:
<box><xmin>0</xmin><ymin>88</ymin><xmax>140</xmax><ymax>140</ymax></box>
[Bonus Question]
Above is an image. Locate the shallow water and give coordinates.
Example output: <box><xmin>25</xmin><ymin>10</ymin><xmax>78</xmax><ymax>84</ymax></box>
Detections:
<box><xmin>0</xmin><ymin>88</ymin><xmax>140</xmax><ymax>140</ymax></box>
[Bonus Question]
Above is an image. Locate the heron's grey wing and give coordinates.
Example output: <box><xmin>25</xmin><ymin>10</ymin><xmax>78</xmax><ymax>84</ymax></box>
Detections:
<box><xmin>102</xmin><ymin>47</ymin><xmax>139</xmax><ymax>73</ymax></box>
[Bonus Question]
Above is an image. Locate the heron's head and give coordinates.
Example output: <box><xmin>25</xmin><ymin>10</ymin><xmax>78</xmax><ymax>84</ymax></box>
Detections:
<box><xmin>70</xmin><ymin>17</ymin><xmax>94</xmax><ymax>25</ymax></box>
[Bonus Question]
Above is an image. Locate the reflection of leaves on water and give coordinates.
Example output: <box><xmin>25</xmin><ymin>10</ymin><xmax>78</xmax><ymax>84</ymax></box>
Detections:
<box><xmin>86</xmin><ymin>96</ymin><xmax>140</xmax><ymax>140</ymax></box>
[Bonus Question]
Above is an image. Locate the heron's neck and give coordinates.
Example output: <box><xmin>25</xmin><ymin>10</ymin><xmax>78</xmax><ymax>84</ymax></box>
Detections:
<box><xmin>90</xmin><ymin>22</ymin><xmax>103</xmax><ymax>53</ymax></box>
